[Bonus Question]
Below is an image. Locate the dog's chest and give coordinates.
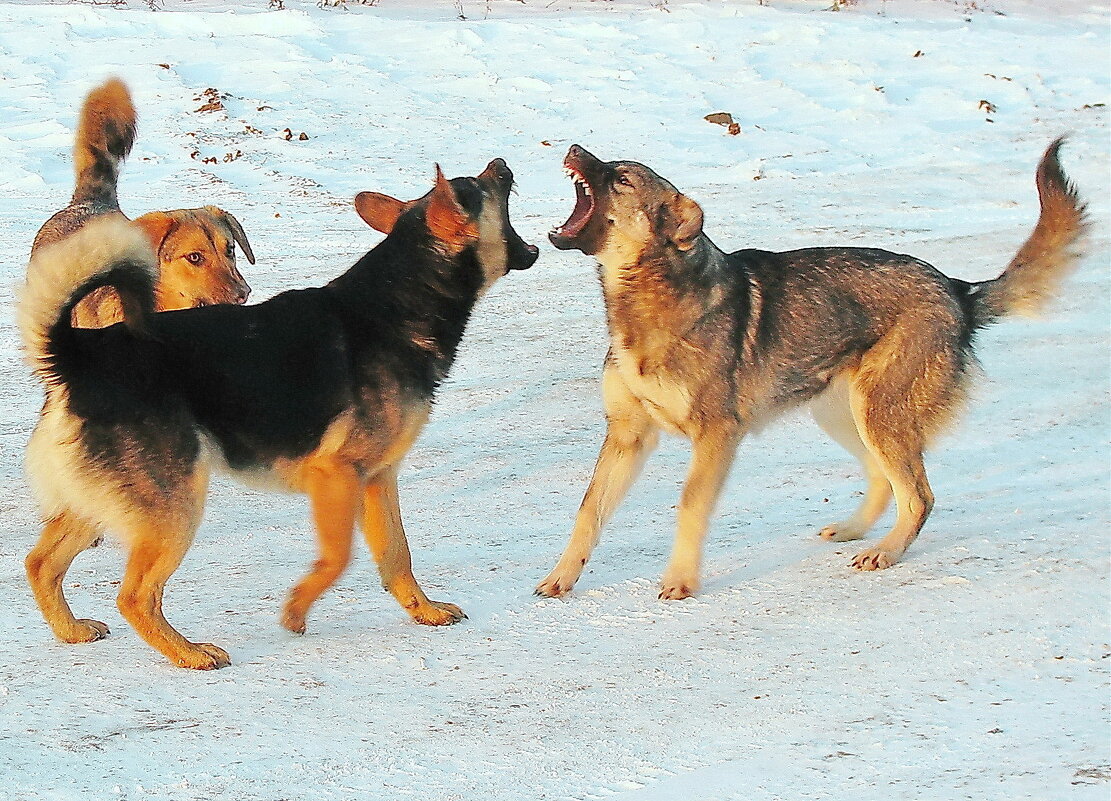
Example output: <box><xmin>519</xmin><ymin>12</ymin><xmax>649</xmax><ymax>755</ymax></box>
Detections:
<box><xmin>612</xmin><ymin>341</ymin><xmax>692</xmax><ymax>435</ymax></box>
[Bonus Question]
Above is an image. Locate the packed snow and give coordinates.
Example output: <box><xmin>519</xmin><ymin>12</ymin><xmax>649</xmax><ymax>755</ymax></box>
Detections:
<box><xmin>0</xmin><ymin>0</ymin><xmax>1107</xmax><ymax>799</ymax></box>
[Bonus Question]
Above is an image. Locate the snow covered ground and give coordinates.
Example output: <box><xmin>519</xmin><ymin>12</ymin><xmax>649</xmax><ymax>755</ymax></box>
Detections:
<box><xmin>0</xmin><ymin>0</ymin><xmax>1108</xmax><ymax>798</ymax></box>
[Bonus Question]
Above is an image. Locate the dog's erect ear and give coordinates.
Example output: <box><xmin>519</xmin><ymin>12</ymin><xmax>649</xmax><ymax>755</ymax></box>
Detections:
<box><xmin>133</xmin><ymin>211</ymin><xmax>176</xmax><ymax>261</ymax></box>
<box><xmin>355</xmin><ymin>191</ymin><xmax>408</xmax><ymax>234</ymax></box>
<box><xmin>663</xmin><ymin>193</ymin><xmax>704</xmax><ymax>252</ymax></box>
<box><xmin>425</xmin><ymin>165</ymin><xmax>477</xmax><ymax>250</ymax></box>
<box><xmin>205</xmin><ymin>206</ymin><xmax>256</xmax><ymax>265</ymax></box>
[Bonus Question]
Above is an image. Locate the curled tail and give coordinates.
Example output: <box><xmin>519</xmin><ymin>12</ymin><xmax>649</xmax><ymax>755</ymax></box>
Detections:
<box><xmin>19</xmin><ymin>217</ymin><xmax>156</xmax><ymax>388</ymax></box>
<box><xmin>963</xmin><ymin>138</ymin><xmax>1088</xmax><ymax>329</ymax></box>
<box><xmin>71</xmin><ymin>78</ymin><xmax>137</xmax><ymax>208</ymax></box>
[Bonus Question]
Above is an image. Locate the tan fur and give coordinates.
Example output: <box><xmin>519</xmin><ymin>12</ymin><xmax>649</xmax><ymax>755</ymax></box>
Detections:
<box><xmin>426</xmin><ymin>165</ymin><xmax>480</xmax><ymax>253</ymax></box>
<box><xmin>71</xmin><ymin>78</ymin><xmax>135</xmax><ymax>207</ymax></box>
<box><xmin>539</xmin><ymin>141</ymin><xmax>1086</xmax><ymax>599</ymax></box>
<box><xmin>32</xmin><ymin>79</ymin><xmax>253</xmax><ymax>329</ymax></box>
<box><xmin>979</xmin><ymin>138</ymin><xmax>1087</xmax><ymax>320</ymax></box>
<box><xmin>73</xmin><ymin>206</ymin><xmax>253</xmax><ymax>328</ymax></box>
<box><xmin>20</xmin><ymin>217</ymin><xmax>156</xmax><ymax>382</ymax></box>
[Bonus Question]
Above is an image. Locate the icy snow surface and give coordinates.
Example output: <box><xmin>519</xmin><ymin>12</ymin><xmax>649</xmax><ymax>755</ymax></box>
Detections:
<box><xmin>0</xmin><ymin>0</ymin><xmax>1108</xmax><ymax>799</ymax></box>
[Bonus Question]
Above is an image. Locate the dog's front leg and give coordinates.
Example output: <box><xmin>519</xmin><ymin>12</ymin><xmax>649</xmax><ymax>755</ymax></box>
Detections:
<box><xmin>536</xmin><ymin>370</ymin><xmax>659</xmax><ymax>598</ymax></box>
<box><xmin>659</xmin><ymin>425</ymin><xmax>741</xmax><ymax>600</ymax></box>
<box><xmin>361</xmin><ymin>467</ymin><xmax>465</xmax><ymax>626</ymax></box>
<box><xmin>281</xmin><ymin>459</ymin><xmax>361</xmax><ymax>634</ymax></box>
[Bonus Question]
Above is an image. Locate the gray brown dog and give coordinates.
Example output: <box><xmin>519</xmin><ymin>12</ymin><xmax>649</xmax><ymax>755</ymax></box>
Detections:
<box><xmin>32</xmin><ymin>78</ymin><xmax>253</xmax><ymax>328</ymax></box>
<box><xmin>536</xmin><ymin>142</ymin><xmax>1086</xmax><ymax>601</ymax></box>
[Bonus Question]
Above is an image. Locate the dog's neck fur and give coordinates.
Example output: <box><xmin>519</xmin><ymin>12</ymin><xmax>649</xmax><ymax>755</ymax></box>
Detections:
<box><xmin>327</xmin><ymin>217</ymin><xmax>484</xmax><ymax>396</ymax></box>
<box><xmin>596</xmin><ymin>231</ymin><xmax>732</xmax><ymax>352</ymax></box>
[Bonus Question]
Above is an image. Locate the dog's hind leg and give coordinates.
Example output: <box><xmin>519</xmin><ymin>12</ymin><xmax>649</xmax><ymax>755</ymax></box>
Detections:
<box><xmin>361</xmin><ymin>466</ymin><xmax>465</xmax><ymax>626</ymax></box>
<box><xmin>25</xmin><ymin>510</ymin><xmax>108</xmax><ymax>643</ymax></box>
<box><xmin>811</xmin><ymin>379</ymin><xmax>892</xmax><ymax>542</ymax></box>
<box><xmin>845</xmin><ymin>324</ymin><xmax>966</xmax><ymax>570</ymax></box>
<box><xmin>659</xmin><ymin>425</ymin><xmax>741</xmax><ymax>600</ymax></box>
<box><xmin>281</xmin><ymin>459</ymin><xmax>360</xmax><ymax>635</ymax></box>
<box><xmin>116</xmin><ymin>466</ymin><xmax>228</xmax><ymax>669</ymax></box>
<box><xmin>536</xmin><ymin>368</ymin><xmax>659</xmax><ymax>598</ymax></box>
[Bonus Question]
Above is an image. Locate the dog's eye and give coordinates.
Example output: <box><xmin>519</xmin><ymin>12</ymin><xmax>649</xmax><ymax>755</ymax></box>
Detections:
<box><xmin>184</xmin><ymin>252</ymin><xmax>204</xmax><ymax>265</ymax></box>
<box><xmin>615</xmin><ymin>173</ymin><xmax>634</xmax><ymax>188</ymax></box>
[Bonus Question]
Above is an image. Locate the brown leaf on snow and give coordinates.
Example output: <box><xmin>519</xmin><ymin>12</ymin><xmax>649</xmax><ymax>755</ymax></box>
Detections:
<box><xmin>705</xmin><ymin>111</ymin><xmax>734</xmax><ymax>126</ymax></box>
<box><xmin>978</xmin><ymin>99</ymin><xmax>997</xmax><ymax>114</ymax></box>
<box><xmin>194</xmin><ymin>87</ymin><xmax>227</xmax><ymax>114</ymax></box>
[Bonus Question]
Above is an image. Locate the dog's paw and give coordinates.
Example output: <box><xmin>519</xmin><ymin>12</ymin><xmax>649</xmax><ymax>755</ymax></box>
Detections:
<box><xmin>659</xmin><ymin>571</ymin><xmax>699</xmax><ymax>601</ymax></box>
<box><xmin>411</xmin><ymin>600</ymin><xmax>466</xmax><ymax>626</ymax></box>
<box><xmin>175</xmin><ymin>642</ymin><xmax>231</xmax><ymax>670</ymax></box>
<box><xmin>818</xmin><ymin>522</ymin><xmax>867</xmax><ymax>542</ymax></box>
<box><xmin>534</xmin><ymin>573</ymin><xmax>575</xmax><ymax>598</ymax></box>
<box><xmin>851</xmin><ymin>546</ymin><xmax>899</xmax><ymax>571</ymax></box>
<box><xmin>280</xmin><ymin>604</ymin><xmax>307</xmax><ymax>635</ymax></box>
<box><xmin>659</xmin><ymin>584</ymin><xmax>696</xmax><ymax>601</ymax></box>
<box><xmin>61</xmin><ymin>618</ymin><xmax>110</xmax><ymax>643</ymax></box>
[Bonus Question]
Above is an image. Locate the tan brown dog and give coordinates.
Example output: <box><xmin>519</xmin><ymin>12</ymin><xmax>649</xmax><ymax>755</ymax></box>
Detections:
<box><xmin>31</xmin><ymin>79</ymin><xmax>253</xmax><ymax>328</ymax></box>
<box><xmin>537</xmin><ymin>142</ymin><xmax>1086</xmax><ymax>601</ymax></box>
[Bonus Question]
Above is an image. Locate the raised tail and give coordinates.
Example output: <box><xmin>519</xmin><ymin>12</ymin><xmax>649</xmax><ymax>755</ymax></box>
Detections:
<box><xmin>70</xmin><ymin>78</ymin><xmax>137</xmax><ymax>208</ymax></box>
<box><xmin>963</xmin><ymin>138</ymin><xmax>1088</xmax><ymax>330</ymax></box>
<box><xmin>19</xmin><ymin>216</ymin><xmax>156</xmax><ymax>388</ymax></box>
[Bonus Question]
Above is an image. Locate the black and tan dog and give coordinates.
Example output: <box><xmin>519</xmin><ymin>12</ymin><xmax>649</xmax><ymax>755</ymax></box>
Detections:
<box><xmin>21</xmin><ymin>160</ymin><xmax>537</xmax><ymax>669</ymax></box>
<box><xmin>32</xmin><ymin>78</ymin><xmax>253</xmax><ymax>328</ymax></box>
<box><xmin>536</xmin><ymin>142</ymin><xmax>1086</xmax><ymax>601</ymax></box>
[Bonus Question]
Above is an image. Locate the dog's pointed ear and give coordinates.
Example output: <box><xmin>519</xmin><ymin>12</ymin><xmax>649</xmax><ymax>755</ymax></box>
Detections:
<box><xmin>133</xmin><ymin>211</ymin><xmax>176</xmax><ymax>261</ymax></box>
<box><xmin>355</xmin><ymin>191</ymin><xmax>408</xmax><ymax>234</ymax></box>
<box><xmin>204</xmin><ymin>206</ymin><xmax>256</xmax><ymax>264</ymax></box>
<box><xmin>664</xmin><ymin>193</ymin><xmax>704</xmax><ymax>252</ymax></box>
<box><xmin>425</xmin><ymin>164</ymin><xmax>477</xmax><ymax>251</ymax></box>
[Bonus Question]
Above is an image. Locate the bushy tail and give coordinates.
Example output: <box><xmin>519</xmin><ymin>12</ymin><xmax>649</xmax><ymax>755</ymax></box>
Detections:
<box><xmin>965</xmin><ymin>138</ymin><xmax>1088</xmax><ymax>329</ymax></box>
<box><xmin>70</xmin><ymin>78</ymin><xmax>137</xmax><ymax>208</ymax></box>
<box><xmin>19</xmin><ymin>216</ymin><xmax>156</xmax><ymax>388</ymax></box>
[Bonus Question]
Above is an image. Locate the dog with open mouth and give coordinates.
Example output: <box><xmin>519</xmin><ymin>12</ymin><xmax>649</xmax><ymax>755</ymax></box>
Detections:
<box><xmin>21</xmin><ymin>159</ymin><xmax>537</xmax><ymax>669</ymax></box>
<box><xmin>537</xmin><ymin>142</ymin><xmax>1086</xmax><ymax>601</ymax></box>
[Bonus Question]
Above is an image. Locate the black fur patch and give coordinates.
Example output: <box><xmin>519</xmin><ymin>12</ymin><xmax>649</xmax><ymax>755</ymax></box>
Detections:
<box><xmin>55</xmin><ymin>203</ymin><xmax>486</xmax><ymax>473</ymax></box>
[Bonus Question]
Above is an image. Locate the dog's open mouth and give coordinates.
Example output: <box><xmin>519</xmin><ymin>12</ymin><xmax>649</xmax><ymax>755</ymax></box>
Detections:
<box><xmin>550</xmin><ymin>163</ymin><xmax>594</xmax><ymax>248</ymax></box>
